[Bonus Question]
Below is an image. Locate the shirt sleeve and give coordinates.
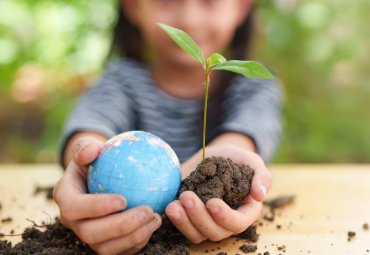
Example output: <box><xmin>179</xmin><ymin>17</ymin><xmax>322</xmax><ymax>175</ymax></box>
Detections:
<box><xmin>210</xmin><ymin>76</ymin><xmax>284</xmax><ymax>162</ymax></box>
<box><xmin>59</xmin><ymin>62</ymin><xmax>136</xmax><ymax>162</ymax></box>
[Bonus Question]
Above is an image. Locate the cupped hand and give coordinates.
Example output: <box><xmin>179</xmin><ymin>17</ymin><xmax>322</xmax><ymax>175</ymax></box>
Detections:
<box><xmin>165</xmin><ymin>144</ymin><xmax>272</xmax><ymax>243</ymax></box>
<box><xmin>53</xmin><ymin>138</ymin><xmax>162</xmax><ymax>255</ymax></box>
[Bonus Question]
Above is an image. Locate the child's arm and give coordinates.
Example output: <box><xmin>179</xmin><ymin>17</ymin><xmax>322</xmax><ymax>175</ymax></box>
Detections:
<box><xmin>166</xmin><ymin>132</ymin><xmax>272</xmax><ymax>243</ymax></box>
<box><xmin>54</xmin><ymin>136</ymin><xmax>162</xmax><ymax>255</ymax></box>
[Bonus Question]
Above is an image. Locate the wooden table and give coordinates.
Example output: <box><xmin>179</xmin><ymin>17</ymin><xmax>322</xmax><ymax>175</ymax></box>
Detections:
<box><xmin>1</xmin><ymin>164</ymin><xmax>370</xmax><ymax>254</ymax></box>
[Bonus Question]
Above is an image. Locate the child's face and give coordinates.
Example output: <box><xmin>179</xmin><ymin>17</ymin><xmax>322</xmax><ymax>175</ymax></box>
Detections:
<box><xmin>122</xmin><ymin>0</ymin><xmax>252</xmax><ymax>67</ymax></box>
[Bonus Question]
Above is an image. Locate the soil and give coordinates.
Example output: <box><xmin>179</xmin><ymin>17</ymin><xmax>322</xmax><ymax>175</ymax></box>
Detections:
<box><xmin>0</xmin><ymin>156</ymin><xmax>260</xmax><ymax>255</ymax></box>
<box><xmin>239</xmin><ymin>243</ymin><xmax>257</xmax><ymax>253</ymax></box>
<box><xmin>33</xmin><ymin>186</ymin><xmax>54</xmax><ymax>200</ymax></box>
<box><xmin>363</xmin><ymin>223</ymin><xmax>369</xmax><ymax>230</ymax></box>
<box><xmin>347</xmin><ymin>231</ymin><xmax>356</xmax><ymax>241</ymax></box>
<box><xmin>0</xmin><ymin>219</ymin><xmax>95</xmax><ymax>255</ymax></box>
<box><xmin>180</xmin><ymin>156</ymin><xmax>254</xmax><ymax>209</ymax></box>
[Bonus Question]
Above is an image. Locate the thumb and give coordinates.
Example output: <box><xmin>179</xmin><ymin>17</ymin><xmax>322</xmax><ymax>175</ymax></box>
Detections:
<box><xmin>250</xmin><ymin>167</ymin><xmax>272</xmax><ymax>203</ymax></box>
<box><xmin>73</xmin><ymin>138</ymin><xmax>104</xmax><ymax>166</ymax></box>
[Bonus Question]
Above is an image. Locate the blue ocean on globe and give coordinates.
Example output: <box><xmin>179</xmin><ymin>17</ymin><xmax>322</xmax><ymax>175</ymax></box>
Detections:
<box><xmin>87</xmin><ymin>131</ymin><xmax>182</xmax><ymax>214</ymax></box>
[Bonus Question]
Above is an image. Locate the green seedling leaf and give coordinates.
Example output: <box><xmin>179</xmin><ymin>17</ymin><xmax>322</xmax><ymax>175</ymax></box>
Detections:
<box><xmin>212</xmin><ymin>60</ymin><xmax>274</xmax><ymax>79</ymax></box>
<box><xmin>158</xmin><ymin>23</ymin><xmax>206</xmax><ymax>69</ymax></box>
<box><xmin>207</xmin><ymin>53</ymin><xmax>226</xmax><ymax>68</ymax></box>
<box><xmin>158</xmin><ymin>23</ymin><xmax>275</xmax><ymax>162</ymax></box>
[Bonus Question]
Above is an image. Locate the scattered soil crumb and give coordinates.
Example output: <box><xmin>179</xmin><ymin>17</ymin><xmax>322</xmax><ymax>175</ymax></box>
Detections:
<box><xmin>33</xmin><ymin>186</ymin><xmax>54</xmax><ymax>200</ymax></box>
<box><xmin>265</xmin><ymin>195</ymin><xmax>295</xmax><ymax>209</ymax></box>
<box><xmin>239</xmin><ymin>244</ymin><xmax>257</xmax><ymax>253</ymax></box>
<box><xmin>347</xmin><ymin>231</ymin><xmax>356</xmax><ymax>241</ymax></box>
<box><xmin>277</xmin><ymin>245</ymin><xmax>286</xmax><ymax>251</ymax></box>
<box><xmin>363</xmin><ymin>223</ymin><xmax>369</xmax><ymax>230</ymax></box>
<box><xmin>1</xmin><ymin>217</ymin><xmax>12</xmax><ymax>223</ymax></box>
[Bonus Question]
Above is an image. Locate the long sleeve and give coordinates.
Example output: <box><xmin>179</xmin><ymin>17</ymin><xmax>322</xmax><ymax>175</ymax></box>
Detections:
<box><xmin>59</xmin><ymin>62</ymin><xmax>136</xmax><ymax>160</ymax></box>
<box><xmin>211</xmin><ymin>76</ymin><xmax>284</xmax><ymax>162</ymax></box>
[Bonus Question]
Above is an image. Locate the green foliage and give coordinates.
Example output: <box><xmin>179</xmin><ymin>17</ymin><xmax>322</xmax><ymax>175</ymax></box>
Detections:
<box><xmin>158</xmin><ymin>23</ymin><xmax>206</xmax><ymax>69</ymax></box>
<box><xmin>212</xmin><ymin>60</ymin><xmax>274</xmax><ymax>79</ymax></box>
<box><xmin>159</xmin><ymin>23</ymin><xmax>274</xmax><ymax>161</ymax></box>
<box><xmin>207</xmin><ymin>53</ymin><xmax>226</xmax><ymax>68</ymax></box>
<box><xmin>0</xmin><ymin>0</ymin><xmax>369</xmax><ymax>163</ymax></box>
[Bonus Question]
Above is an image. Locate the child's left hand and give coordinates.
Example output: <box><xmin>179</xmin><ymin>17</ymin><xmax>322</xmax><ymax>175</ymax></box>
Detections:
<box><xmin>165</xmin><ymin>145</ymin><xmax>272</xmax><ymax>243</ymax></box>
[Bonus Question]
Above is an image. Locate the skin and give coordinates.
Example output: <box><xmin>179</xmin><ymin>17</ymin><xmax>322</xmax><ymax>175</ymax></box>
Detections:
<box><xmin>54</xmin><ymin>0</ymin><xmax>272</xmax><ymax>254</ymax></box>
<box><xmin>122</xmin><ymin>0</ymin><xmax>253</xmax><ymax>99</ymax></box>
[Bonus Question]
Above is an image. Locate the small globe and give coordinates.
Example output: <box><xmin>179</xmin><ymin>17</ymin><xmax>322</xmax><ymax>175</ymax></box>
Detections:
<box><xmin>87</xmin><ymin>131</ymin><xmax>182</xmax><ymax>214</ymax></box>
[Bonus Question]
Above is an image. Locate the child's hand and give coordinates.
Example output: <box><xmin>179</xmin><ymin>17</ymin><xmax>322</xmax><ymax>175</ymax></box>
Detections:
<box><xmin>165</xmin><ymin>145</ymin><xmax>272</xmax><ymax>243</ymax></box>
<box><xmin>53</xmin><ymin>138</ymin><xmax>162</xmax><ymax>255</ymax></box>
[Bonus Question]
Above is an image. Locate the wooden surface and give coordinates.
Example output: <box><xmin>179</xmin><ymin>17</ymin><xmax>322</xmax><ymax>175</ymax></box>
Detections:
<box><xmin>0</xmin><ymin>164</ymin><xmax>370</xmax><ymax>254</ymax></box>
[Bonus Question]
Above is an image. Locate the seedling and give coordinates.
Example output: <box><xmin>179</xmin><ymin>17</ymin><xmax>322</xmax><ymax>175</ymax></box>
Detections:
<box><xmin>158</xmin><ymin>23</ymin><xmax>274</xmax><ymax>162</ymax></box>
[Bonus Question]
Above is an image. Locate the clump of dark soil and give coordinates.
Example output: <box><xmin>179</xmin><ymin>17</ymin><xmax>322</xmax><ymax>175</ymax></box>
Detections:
<box><xmin>180</xmin><ymin>156</ymin><xmax>254</xmax><ymax>209</ymax></box>
<box><xmin>0</xmin><ymin>156</ymin><xmax>259</xmax><ymax>255</ymax></box>
<box><xmin>137</xmin><ymin>216</ymin><xmax>189</xmax><ymax>255</ymax></box>
<box><xmin>0</xmin><ymin>219</ymin><xmax>94</xmax><ymax>255</ymax></box>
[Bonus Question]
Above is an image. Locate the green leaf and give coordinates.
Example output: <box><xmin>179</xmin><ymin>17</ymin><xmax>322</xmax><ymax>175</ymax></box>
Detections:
<box><xmin>207</xmin><ymin>53</ymin><xmax>226</xmax><ymax>68</ymax></box>
<box><xmin>212</xmin><ymin>60</ymin><xmax>274</xmax><ymax>79</ymax></box>
<box><xmin>157</xmin><ymin>23</ymin><xmax>206</xmax><ymax>69</ymax></box>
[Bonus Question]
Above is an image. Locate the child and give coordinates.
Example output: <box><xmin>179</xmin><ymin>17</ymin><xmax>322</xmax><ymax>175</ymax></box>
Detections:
<box><xmin>53</xmin><ymin>1</ymin><xmax>283</xmax><ymax>254</ymax></box>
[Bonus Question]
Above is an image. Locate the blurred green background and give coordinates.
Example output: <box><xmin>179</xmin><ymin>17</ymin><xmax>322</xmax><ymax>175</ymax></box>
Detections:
<box><xmin>0</xmin><ymin>0</ymin><xmax>369</xmax><ymax>163</ymax></box>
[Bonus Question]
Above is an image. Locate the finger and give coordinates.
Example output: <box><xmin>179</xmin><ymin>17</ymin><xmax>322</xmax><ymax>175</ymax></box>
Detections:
<box><xmin>54</xmin><ymin>161</ymin><xmax>127</xmax><ymax>221</ymax></box>
<box><xmin>179</xmin><ymin>191</ymin><xmax>232</xmax><ymax>241</ymax></box>
<box><xmin>166</xmin><ymin>200</ymin><xmax>206</xmax><ymax>243</ymax></box>
<box><xmin>236</xmin><ymin>151</ymin><xmax>272</xmax><ymax>202</ymax></box>
<box><xmin>250</xmin><ymin>164</ymin><xmax>272</xmax><ymax>202</ymax></box>
<box><xmin>58</xmin><ymin>193</ymin><xmax>127</xmax><ymax>221</ymax></box>
<box><xmin>73</xmin><ymin>138</ymin><xmax>102</xmax><ymax>166</ymax></box>
<box><xmin>74</xmin><ymin>206</ymin><xmax>154</xmax><ymax>245</ymax></box>
<box><xmin>206</xmin><ymin>197</ymin><xmax>262</xmax><ymax>233</ymax></box>
<box><xmin>122</xmin><ymin>235</ymin><xmax>152</xmax><ymax>255</ymax></box>
<box><xmin>91</xmin><ymin>214</ymin><xmax>161</xmax><ymax>255</ymax></box>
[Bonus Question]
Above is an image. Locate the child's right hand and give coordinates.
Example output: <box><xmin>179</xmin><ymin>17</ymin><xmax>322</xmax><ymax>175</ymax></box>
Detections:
<box><xmin>53</xmin><ymin>138</ymin><xmax>162</xmax><ymax>255</ymax></box>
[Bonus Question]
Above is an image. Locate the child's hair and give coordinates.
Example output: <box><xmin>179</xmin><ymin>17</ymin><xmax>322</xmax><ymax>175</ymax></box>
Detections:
<box><xmin>109</xmin><ymin>5</ymin><xmax>255</xmax><ymax>134</ymax></box>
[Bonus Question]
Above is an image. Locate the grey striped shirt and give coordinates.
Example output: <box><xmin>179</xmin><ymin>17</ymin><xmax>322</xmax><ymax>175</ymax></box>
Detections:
<box><xmin>61</xmin><ymin>59</ymin><xmax>283</xmax><ymax>163</ymax></box>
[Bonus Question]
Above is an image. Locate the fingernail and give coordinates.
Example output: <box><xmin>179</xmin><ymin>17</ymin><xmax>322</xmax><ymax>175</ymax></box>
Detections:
<box><xmin>146</xmin><ymin>216</ymin><xmax>160</xmax><ymax>231</ymax></box>
<box><xmin>183</xmin><ymin>198</ymin><xmax>194</xmax><ymax>209</ymax></box>
<box><xmin>137</xmin><ymin>210</ymin><xmax>150</xmax><ymax>223</ymax></box>
<box><xmin>260</xmin><ymin>185</ymin><xmax>267</xmax><ymax>199</ymax></box>
<box><xmin>111</xmin><ymin>198</ymin><xmax>125</xmax><ymax>211</ymax></box>
<box><xmin>208</xmin><ymin>205</ymin><xmax>220</xmax><ymax>214</ymax></box>
<box><xmin>77</xmin><ymin>143</ymin><xmax>88</xmax><ymax>155</ymax></box>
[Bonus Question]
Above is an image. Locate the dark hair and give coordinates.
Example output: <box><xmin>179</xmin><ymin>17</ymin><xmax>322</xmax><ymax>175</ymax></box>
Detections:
<box><xmin>109</xmin><ymin>6</ymin><xmax>255</xmax><ymax>136</ymax></box>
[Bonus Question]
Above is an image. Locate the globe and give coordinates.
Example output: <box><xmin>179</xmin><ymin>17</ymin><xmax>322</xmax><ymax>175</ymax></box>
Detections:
<box><xmin>87</xmin><ymin>131</ymin><xmax>182</xmax><ymax>214</ymax></box>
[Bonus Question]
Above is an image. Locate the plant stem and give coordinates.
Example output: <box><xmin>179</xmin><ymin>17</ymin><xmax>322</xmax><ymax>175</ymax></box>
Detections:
<box><xmin>202</xmin><ymin>66</ymin><xmax>210</xmax><ymax>163</ymax></box>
